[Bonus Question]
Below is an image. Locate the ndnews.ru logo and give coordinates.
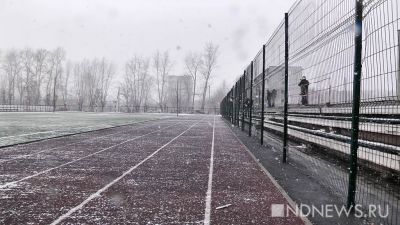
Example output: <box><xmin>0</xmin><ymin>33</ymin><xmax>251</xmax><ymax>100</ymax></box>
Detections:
<box><xmin>271</xmin><ymin>203</ymin><xmax>389</xmax><ymax>218</ymax></box>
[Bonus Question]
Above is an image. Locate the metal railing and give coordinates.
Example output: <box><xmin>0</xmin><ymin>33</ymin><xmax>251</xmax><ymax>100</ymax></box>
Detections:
<box><xmin>0</xmin><ymin>104</ymin><xmax>220</xmax><ymax>114</ymax></box>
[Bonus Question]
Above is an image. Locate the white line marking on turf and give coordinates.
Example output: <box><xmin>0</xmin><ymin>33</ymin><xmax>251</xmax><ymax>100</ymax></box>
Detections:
<box><xmin>0</xmin><ymin>122</ymin><xmax>180</xmax><ymax>189</ymax></box>
<box><xmin>50</xmin><ymin>120</ymin><xmax>202</xmax><ymax>225</ymax></box>
<box><xmin>0</xmin><ymin>117</ymin><xmax>165</xmax><ymax>153</ymax></box>
<box><xmin>0</xmin><ymin>119</ymin><xmax>171</xmax><ymax>164</ymax></box>
<box><xmin>203</xmin><ymin>116</ymin><xmax>216</xmax><ymax>225</ymax></box>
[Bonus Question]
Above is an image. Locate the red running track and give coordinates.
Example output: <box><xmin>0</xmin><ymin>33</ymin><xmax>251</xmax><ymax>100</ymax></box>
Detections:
<box><xmin>0</xmin><ymin>115</ymin><xmax>307</xmax><ymax>225</ymax></box>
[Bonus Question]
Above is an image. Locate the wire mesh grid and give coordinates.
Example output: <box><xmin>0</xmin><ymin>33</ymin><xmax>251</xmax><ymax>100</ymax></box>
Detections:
<box><xmin>220</xmin><ymin>0</ymin><xmax>399</xmax><ymax>224</ymax></box>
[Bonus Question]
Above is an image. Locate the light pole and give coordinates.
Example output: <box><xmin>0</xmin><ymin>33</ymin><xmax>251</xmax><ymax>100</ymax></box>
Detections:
<box><xmin>53</xmin><ymin>74</ymin><xmax>57</xmax><ymax>113</ymax></box>
<box><xmin>176</xmin><ymin>79</ymin><xmax>179</xmax><ymax>117</ymax></box>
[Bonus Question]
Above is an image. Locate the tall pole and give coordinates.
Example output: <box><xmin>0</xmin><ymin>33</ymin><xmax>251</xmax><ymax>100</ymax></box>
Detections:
<box><xmin>283</xmin><ymin>13</ymin><xmax>289</xmax><ymax>163</ymax></box>
<box><xmin>236</xmin><ymin>81</ymin><xmax>239</xmax><ymax>126</ymax></box>
<box><xmin>176</xmin><ymin>79</ymin><xmax>179</xmax><ymax>117</ymax></box>
<box><xmin>397</xmin><ymin>30</ymin><xmax>400</xmax><ymax>98</ymax></box>
<box><xmin>209</xmin><ymin>85</ymin><xmax>211</xmax><ymax>102</ymax></box>
<box><xmin>117</xmin><ymin>87</ymin><xmax>120</xmax><ymax>112</ymax></box>
<box><xmin>261</xmin><ymin>45</ymin><xmax>266</xmax><ymax>145</ymax></box>
<box><xmin>234</xmin><ymin>85</ymin><xmax>236</xmax><ymax>124</ymax></box>
<box><xmin>249</xmin><ymin>61</ymin><xmax>254</xmax><ymax>136</ymax></box>
<box><xmin>53</xmin><ymin>74</ymin><xmax>57</xmax><ymax>113</ymax></box>
<box><xmin>241</xmin><ymin>72</ymin><xmax>245</xmax><ymax>131</ymax></box>
<box><xmin>347</xmin><ymin>0</ymin><xmax>363</xmax><ymax>210</ymax></box>
<box><xmin>231</xmin><ymin>89</ymin><xmax>234</xmax><ymax>124</ymax></box>
<box><xmin>208</xmin><ymin>84</ymin><xmax>211</xmax><ymax>114</ymax></box>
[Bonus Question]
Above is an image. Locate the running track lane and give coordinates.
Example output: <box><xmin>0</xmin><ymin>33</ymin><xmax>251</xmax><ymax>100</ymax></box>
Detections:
<box><xmin>0</xmin><ymin>119</ymin><xmax>181</xmax><ymax>185</ymax></box>
<box><xmin>0</xmin><ymin>118</ymin><xmax>199</xmax><ymax>224</ymax></box>
<box><xmin>0</xmin><ymin>117</ymin><xmax>177</xmax><ymax>161</ymax></box>
<box><xmin>209</xmin><ymin>118</ymin><xmax>306</xmax><ymax>224</ymax></box>
<box><xmin>1</xmin><ymin>116</ymin><xmax>308</xmax><ymax>224</ymax></box>
<box><xmin>57</xmin><ymin>118</ymin><xmax>214</xmax><ymax>224</ymax></box>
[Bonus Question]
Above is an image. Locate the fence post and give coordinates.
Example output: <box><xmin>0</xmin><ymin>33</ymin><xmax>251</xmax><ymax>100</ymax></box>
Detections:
<box><xmin>231</xmin><ymin>89</ymin><xmax>234</xmax><ymax>124</ymax></box>
<box><xmin>236</xmin><ymin>82</ymin><xmax>239</xmax><ymax>126</ymax></box>
<box><xmin>242</xmin><ymin>72</ymin><xmax>246</xmax><ymax>131</ymax></box>
<box><xmin>261</xmin><ymin>45</ymin><xmax>266</xmax><ymax>145</ymax></box>
<box><xmin>283</xmin><ymin>13</ymin><xmax>289</xmax><ymax>163</ymax></box>
<box><xmin>347</xmin><ymin>0</ymin><xmax>363</xmax><ymax>210</ymax></box>
<box><xmin>249</xmin><ymin>61</ymin><xmax>254</xmax><ymax>136</ymax></box>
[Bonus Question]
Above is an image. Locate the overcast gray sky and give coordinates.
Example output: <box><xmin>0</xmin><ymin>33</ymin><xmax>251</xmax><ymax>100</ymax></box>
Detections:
<box><xmin>0</xmin><ymin>0</ymin><xmax>296</xmax><ymax>91</ymax></box>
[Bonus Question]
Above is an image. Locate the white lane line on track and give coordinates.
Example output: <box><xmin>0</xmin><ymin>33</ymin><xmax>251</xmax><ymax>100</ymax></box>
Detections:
<box><xmin>49</xmin><ymin>119</ymin><xmax>202</xmax><ymax>225</ymax></box>
<box><xmin>0</xmin><ymin>122</ymin><xmax>181</xmax><ymax>190</ymax></box>
<box><xmin>0</xmin><ymin>119</ymin><xmax>171</xmax><ymax>164</ymax></box>
<box><xmin>203</xmin><ymin>116</ymin><xmax>216</xmax><ymax>225</ymax></box>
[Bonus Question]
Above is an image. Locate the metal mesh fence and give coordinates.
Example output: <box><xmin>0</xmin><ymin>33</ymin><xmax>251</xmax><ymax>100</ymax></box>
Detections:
<box><xmin>220</xmin><ymin>0</ymin><xmax>399</xmax><ymax>224</ymax></box>
<box><xmin>357</xmin><ymin>1</ymin><xmax>400</xmax><ymax>225</ymax></box>
<box><xmin>0</xmin><ymin>104</ymin><xmax>220</xmax><ymax>114</ymax></box>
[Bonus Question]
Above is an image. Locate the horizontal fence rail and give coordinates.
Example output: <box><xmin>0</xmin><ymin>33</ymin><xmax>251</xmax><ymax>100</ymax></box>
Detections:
<box><xmin>0</xmin><ymin>104</ymin><xmax>220</xmax><ymax>114</ymax></box>
<box><xmin>220</xmin><ymin>0</ymin><xmax>399</xmax><ymax>224</ymax></box>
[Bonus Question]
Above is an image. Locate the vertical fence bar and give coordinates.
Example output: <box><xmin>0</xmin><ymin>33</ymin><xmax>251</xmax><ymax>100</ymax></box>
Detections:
<box><xmin>227</xmin><ymin>89</ymin><xmax>233</xmax><ymax>123</ymax></box>
<box><xmin>261</xmin><ymin>45</ymin><xmax>266</xmax><ymax>145</ymax></box>
<box><xmin>398</xmin><ymin>30</ymin><xmax>400</xmax><ymax>98</ymax></box>
<box><xmin>236</xmin><ymin>82</ymin><xmax>239</xmax><ymax>126</ymax></box>
<box><xmin>231</xmin><ymin>89</ymin><xmax>233</xmax><ymax>124</ymax></box>
<box><xmin>249</xmin><ymin>61</ymin><xmax>253</xmax><ymax>136</ymax></box>
<box><xmin>241</xmin><ymin>73</ymin><xmax>245</xmax><ymax>131</ymax></box>
<box><xmin>283</xmin><ymin>13</ymin><xmax>289</xmax><ymax>163</ymax></box>
<box><xmin>347</xmin><ymin>0</ymin><xmax>363</xmax><ymax>210</ymax></box>
<box><xmin>234</xmin><ymin>84</ymin><xmax>237</xmax><ymax>125</ymax></box>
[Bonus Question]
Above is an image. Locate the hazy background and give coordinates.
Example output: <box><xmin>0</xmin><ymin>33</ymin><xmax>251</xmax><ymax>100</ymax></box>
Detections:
<box><xmin>0</xmin><ymin>0</ymin><xmax>296</xmax><ymax>92</ymax></box>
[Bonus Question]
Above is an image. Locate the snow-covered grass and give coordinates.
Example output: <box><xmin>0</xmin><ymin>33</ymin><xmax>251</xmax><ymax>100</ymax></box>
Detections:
<box><xmin>0</xmin><ymin>112</ymin><xmax>170</xmax><ymax>147</ymax></box>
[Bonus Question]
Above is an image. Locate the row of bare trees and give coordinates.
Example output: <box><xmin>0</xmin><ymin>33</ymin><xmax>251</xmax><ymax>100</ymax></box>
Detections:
<box><xmin>73</xmin><ymin>58</ymin><xmax>115</xmax><ymax>111</ymax></box>
<box><xmin>184</xmin><ymin>42</ymin><xmax>219</xmax><ymax>112</ymax></box>
<box><xmin>119</xmin><ymin>42</ymin><xmax>218</xmax><ymax>113</ymax></box>
<box><xmin>0</xmin><ymin>47</ymin><xmax>116</xmax><ymax>111</ymax></box>
<box><xmin>0</xmin><ymin>42</ymin><xmax>220</xmax><ymax>113</ymax></box>
<box><xmin>0</xmin><ymin>47</ymin><xmax>67</xmax><ymax>106</ymax></box>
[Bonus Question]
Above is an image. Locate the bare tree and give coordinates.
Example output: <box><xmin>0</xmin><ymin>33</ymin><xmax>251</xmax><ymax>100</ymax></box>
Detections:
<box><xmin>210</xmin><ymin>80</ymin><xmax>228</xmax><ymax>108</ymax></box>
<box><xmin>97</xmin><ymin>58</ymin><xmax>115</xmax><ymax>111</ymax></box>
<box><xmin>121</xmin><ymin>56</ymin><xmax>150</xmax><ymax>112</ymax></box>
<box><xmin>60</xmin><ymin>61</ymin><xmax>72</xmax><ymax>109</ymax></box>
<box><xmin>153</xmin><ymin>51</ymin><xmax>173</xmax><ymax>112</ymax></box>
<box><xmin>85</xmin><ymin>59</ymin><xmax>99</xmax><ymax>111</ymax></box>
<box><xmin>44</xmin><ymin>47</ymin><xmax>65</xmax><ymax>108</ymax></box>
<box><xmin>32</xmin><ymin>49</ymin><xmax>49</xmax><ymax>105</ymax></box>
<box><xmin>2</xmin><ymin>49</ymin><xmax>22</xmax><ymax>105</ymax></box>
<box><xmin>73</xmin><ymin>61</ymin><xmax>87</xmax><ymax>111</ymax></box>
<box><xmin>20</xmin><ymin>48</ymin><xmax>35</xmax><ymax>105</ymax></box>
<box><xmin>184</xmin><ymin>52</ymin><xmax>203</xmax><ymax>111</ymax></box>
<box><xmin>200</xmin><ymin>42</ymin><xmax>219</xmax><ymax>112</ymax></box>
<box><xmin>50</xmin><ymin>47</ymin><xmax>66</xmax><ymax>110</ymax></box>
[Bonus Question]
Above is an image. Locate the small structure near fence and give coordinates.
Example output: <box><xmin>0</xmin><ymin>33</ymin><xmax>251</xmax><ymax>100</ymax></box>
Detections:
<box><xmin>220</xmin><ymin>1</ymin><xmax>399</xmax><ymax>225</ymax></box>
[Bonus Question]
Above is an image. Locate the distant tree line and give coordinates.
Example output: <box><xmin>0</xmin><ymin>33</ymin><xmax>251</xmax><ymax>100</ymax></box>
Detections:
<box><xmin>0</xmin><ymin>42</ymin><xmax>226</xmax><ymax>112</ymax></box>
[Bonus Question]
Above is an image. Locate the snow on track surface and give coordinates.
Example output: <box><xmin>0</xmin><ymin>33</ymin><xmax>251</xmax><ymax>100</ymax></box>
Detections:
<box><xmin>0</xmin><ymin>115</ymin><xmax>306</xmax><ymax>225</ymax></box>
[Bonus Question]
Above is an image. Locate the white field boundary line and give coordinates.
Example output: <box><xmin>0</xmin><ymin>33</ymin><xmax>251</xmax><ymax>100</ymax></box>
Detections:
<box><xmin>0</xmin><ymin>117</ymin><xmax>171</xmax><ymax>149</ymax></box>
<box><xmin>0</xmin><ymin>124</ymin><xmax>114</xmax><ymax>139</ymax></box>
<box><xmin>49</xmin><ymin>119</ymin><xmax>203</xmax><ymax>225</ymax></box>
<box><xmin>227</xmin><ymin>124</ymin><xmax>313</xmax><ymax>225</ymax></box>
<box><xmin>0</xmin><ymin>123</ymin><xmax>134</xmax><ymax>140</ymax></box>
<box><xmin>0</xmin><ymin>122</ymin><xmax>182</xmax><ymax>190</ymax></box>
<box><xmin>203</xmin><ymin>116</ymin><xmax>216</xmax><ymax>225</ymax></box>
<box><xmin>0</xmin><ymin>119</ymin><xmax>174</xmax><ymax>164</ymax></box>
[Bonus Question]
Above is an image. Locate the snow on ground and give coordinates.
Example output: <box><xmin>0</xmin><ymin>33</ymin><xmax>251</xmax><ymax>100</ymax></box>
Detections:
<box><xmin>0</xmin><ymin>112</ymin><xmax>171</xmax><ymax>147</ymax></box>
